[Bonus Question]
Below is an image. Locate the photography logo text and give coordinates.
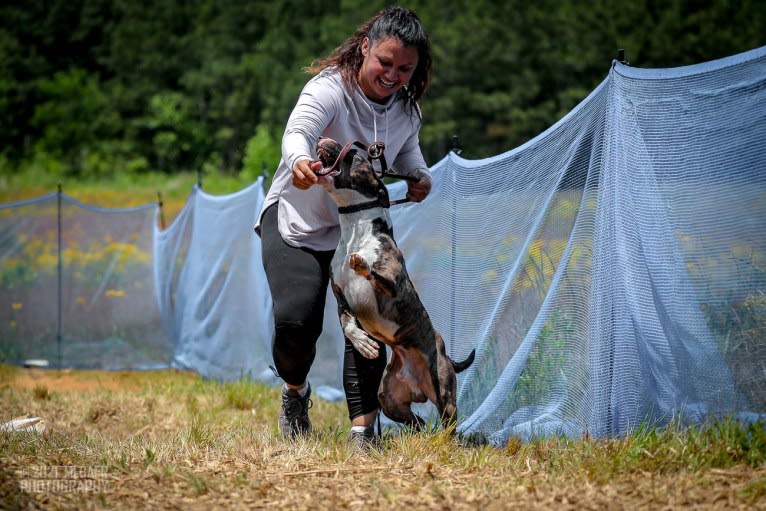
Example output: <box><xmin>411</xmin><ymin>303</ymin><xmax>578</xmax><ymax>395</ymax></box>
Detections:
<box><xmin>17</xmin><ymin>465</ymin><xmax>109</xmax><ymax>493</ymax></box>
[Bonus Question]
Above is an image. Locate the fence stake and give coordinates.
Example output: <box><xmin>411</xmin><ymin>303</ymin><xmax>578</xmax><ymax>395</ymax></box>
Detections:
<box><xmin>56</xmin><ymin>183</ymin><xmax>62</xmax><ymax>370</ymax></box>
<box><xmin>157</xmin><ymin>191</ymin><xmax>166</xmax><ymax>230</ymax></box>
<box><xmin>450</xmin><ymin>168</ymin><xmax>457</xmax><ymax>351</ymax></box>
<box><xmin>451</xmin><ymin>134</ymin><xmax>462</xmax><ymax>155</ymax></box>
<box><xmin>448</xmin><ymin>135</ymin><xmax>463</xmax><ymax>349</ymax></box>
<box><xmin>617</xmin><ymin>48</ymin><xmax>629</xmax><ymax>65</ymax></box>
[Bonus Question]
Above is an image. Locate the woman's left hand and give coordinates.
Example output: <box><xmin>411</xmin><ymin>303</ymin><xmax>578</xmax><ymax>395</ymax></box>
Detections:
<box><xmin>406</xmin><ymin>170</ymin><xmax>431</xmax><ymax>202</ymax></box>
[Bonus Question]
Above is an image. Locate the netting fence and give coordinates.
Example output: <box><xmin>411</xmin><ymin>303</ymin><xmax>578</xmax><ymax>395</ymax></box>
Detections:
<box><xmin>2</xmin><ymin>45</ymin><xmax>765</xmax><ymax>442</ymax></box>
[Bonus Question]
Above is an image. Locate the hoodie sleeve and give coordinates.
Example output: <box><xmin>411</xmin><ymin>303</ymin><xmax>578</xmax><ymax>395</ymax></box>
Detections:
<box><xmin>282</xmin><ymin>74</ymin><xmax>341</xmax><ymax>171</ymax></box>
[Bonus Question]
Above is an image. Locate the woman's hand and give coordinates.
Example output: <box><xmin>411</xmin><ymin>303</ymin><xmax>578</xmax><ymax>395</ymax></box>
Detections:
<box><xmin>292</xmin><ymin>159</ymin><xmax>323</xmax><ymax>189</ymax></box>
<box><xmin>406</xmin><ymin>170</ymin><xmax>432</xmax><ymax>202</ymax></box>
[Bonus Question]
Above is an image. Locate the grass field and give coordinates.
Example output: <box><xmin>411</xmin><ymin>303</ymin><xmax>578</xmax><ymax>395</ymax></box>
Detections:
<box><xmin>1</xmin><ymin>365</ymin><xmax>765</xmax><ymax>510</ymax></box>
<box><xmin>2</xmin><ymin>171</ymin><xmax>765</xmax><ymax>509</ymax></box>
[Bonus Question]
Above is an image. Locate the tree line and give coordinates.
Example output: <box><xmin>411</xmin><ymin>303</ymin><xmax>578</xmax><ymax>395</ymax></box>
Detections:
<box><xmin>1</xmin><ymin>0</ymin><xmax>763</xmax><ymax>183</ymax></box>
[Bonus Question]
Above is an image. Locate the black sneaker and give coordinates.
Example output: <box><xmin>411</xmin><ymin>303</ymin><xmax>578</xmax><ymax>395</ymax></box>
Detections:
<box><xmin>348</xmin><ymin>424</ymin><xmax>379</xmax><ymax>449</ymax></box>
<box><xmin>278</xmin><ymin>383</ymin><xmax>312</xmax><ymax>439</ymax></box>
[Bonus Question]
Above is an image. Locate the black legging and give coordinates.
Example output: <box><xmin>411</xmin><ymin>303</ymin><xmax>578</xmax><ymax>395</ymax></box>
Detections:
<box><xmin>260</xmin><ymin>203</ymin><xmax>386</xmax><ymax>419</ymax></box>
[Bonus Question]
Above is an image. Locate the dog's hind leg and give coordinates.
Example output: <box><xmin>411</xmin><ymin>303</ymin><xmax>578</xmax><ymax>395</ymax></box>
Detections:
<box><xmin>379</xmin><ymin>394</ymin><xmax>426</xmax><ymax>429</ymax></box>
<box><xmin>434</xmin><ymin>377</ymin><xmax>459</xmax><ymax>430</ymax></box>
<box><xmin>433</xmin><ymin>333</ymin><xmax>461</xmax><ymax>430</ymax></box>
<box><xmin>438</xmin><ymin>402</ymin><xmax>458</xmax><ymax>430</ymax></box>
<box><xmin>378</xmin><ymin>361</ymin><xmax>426</xmax><ymax>429</ymax></box>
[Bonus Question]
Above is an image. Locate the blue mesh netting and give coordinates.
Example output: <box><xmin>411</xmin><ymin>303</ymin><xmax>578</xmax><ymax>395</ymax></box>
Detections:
<box><xmin>0</xmin><ymin>193</ymin><xmax>169</xmax><ymax>369</ymax></box>
<box><xmin>2</xmin><ymin>45</ymin><xmax>764</xmax><ymax>441</ymax></box>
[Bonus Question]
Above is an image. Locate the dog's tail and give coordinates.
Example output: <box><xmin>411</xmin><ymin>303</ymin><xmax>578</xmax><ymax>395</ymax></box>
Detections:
<box><xmin>451</xmin><ymin>349</ymin><xmax>476</xmax><ymax>373</ymax></box>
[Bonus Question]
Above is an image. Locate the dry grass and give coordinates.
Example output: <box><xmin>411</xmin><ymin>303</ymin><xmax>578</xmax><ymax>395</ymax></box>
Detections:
<box><xmin>1</xmin><ymin>366</ymin><xmax>765</xmax><ymax>510</ymax></box>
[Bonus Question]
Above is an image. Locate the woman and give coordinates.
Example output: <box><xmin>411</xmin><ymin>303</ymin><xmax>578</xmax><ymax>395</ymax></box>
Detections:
<box><xmin>255</xmin><ymin>5</ymin><xmax>433</xmax><ymax>445</ymax></box>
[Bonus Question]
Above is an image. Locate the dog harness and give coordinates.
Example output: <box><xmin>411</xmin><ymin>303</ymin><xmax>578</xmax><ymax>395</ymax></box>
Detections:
<box><xmin>317</xmin><ymin>139</ymin><xmax>418</xmax><ymax>214</ymax></box>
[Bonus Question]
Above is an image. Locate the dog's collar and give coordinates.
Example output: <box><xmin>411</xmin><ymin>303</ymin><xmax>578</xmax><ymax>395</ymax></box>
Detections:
<box><xmin>338</xmin><ymin>200</ymin><xmax>384</xmax><ymax>214</ymax></box>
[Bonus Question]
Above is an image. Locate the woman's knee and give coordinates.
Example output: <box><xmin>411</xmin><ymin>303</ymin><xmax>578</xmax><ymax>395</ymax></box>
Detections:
<box><xmin>274</xmin><ymin>319</ymin><xmax>322</xmax><ymax>347</ymax></box>
<box><xmin>272</xmin><ymin>320</ymin><xmax>319</xmax><ymax>384</ymax></box>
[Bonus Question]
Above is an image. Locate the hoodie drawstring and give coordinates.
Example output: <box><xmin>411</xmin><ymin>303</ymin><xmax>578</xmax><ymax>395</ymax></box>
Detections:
<box><xmin>360</xmin><ymin>92</ymin><xmax>390</xmax><ymax>159</ymax></box>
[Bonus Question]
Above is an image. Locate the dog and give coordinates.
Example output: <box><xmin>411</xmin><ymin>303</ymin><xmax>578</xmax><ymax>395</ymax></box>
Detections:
<box><xmin>315</xmin><ymin>137</ymin><xmax>475</xmax><ymax>429</ymax></box>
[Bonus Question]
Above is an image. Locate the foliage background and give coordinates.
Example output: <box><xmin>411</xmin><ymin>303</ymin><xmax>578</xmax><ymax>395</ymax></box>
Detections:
<box><xmin>1</xmin><ymin>0</ymin><xmax>764</xmax><ymax>187</ymax></box>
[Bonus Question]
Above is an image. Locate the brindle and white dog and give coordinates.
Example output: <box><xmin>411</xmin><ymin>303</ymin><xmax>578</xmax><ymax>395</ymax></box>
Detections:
<box><xmin>315</xmin><ymin>137</ymin><xmax>475</xmax><ymax>429</ymax></box>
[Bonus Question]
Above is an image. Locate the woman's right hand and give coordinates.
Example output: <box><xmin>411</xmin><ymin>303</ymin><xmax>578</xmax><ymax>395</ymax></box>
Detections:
<box><xmin>291</xmin><ymin>159</ymin><xmax>323</xmax><ymax>189</ymax></box>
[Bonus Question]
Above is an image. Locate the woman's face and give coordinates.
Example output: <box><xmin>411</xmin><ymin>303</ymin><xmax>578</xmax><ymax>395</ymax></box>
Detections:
<box><xmin>358</xmin><ymin>36</ymin><xmax>419</xmax><ymax>103</ymax></box>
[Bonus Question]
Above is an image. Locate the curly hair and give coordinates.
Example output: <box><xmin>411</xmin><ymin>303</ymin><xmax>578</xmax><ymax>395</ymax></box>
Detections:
<box><xmin>306</xmin><ymin>5</ymin><xmax>432</xmax><ymax>110</ymax></box>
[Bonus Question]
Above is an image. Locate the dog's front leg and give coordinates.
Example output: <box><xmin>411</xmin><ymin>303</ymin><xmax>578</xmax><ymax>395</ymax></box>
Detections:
<box><xmin>340</xmin><ymin>310</ymin><xmax>381</xmax><ymax>359</ymax></box>
<box><xmin>332</xmin><ymin>282</ymin><xmax>380</xmax><ymax>359</ymax></box>
<box><xmin>350</xmin><ymin>253</ymin><xmax>397</xmax><ymax>297</ymax></box>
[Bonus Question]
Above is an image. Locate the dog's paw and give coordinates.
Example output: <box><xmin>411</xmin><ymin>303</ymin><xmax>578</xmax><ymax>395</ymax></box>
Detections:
<box><xmin>345</xmin><ymin>329</ymin><xmax>380</xmax><ymax>359</ymax></box>
<box><xmin>349</xmin><ymin>253</ymin><xmax>371</xmax><ymax>279</ymax></box>
<box><xmin>350</xmin><ymin>337</ymin><xmax>380</xmax><ymax>359</ymax></box>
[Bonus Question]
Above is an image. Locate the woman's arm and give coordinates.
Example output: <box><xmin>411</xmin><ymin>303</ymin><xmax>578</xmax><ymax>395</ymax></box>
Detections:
<box><xmin>281</xmin><ymin>75</ymin><xmax>340</xmax><ymax>188</ymax></box>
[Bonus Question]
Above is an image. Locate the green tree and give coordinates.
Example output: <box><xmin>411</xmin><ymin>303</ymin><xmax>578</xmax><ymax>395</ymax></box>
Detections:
<box><xmin>30</xmin><ymin>68</ymin><xmax>120</xmax><ymax>176</ymax></box>
<box><xmin>1</xmin><ymin>0</ymin><xmax>764</xmax><ymax>178</ymax></box>
<box><xmin>241</xmin><ymin>123</ymin><xmax>281</xmax><ymax>185</ymax></box>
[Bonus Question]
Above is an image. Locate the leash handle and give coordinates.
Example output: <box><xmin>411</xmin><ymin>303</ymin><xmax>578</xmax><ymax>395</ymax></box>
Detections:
<box><xmin>389</xmin><ymin>198</ymin><xmax>411</xmax><ymax>206</ymax></box>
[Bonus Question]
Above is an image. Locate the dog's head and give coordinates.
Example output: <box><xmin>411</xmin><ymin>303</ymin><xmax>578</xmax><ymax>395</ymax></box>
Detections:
<box><xmin>315</xmin><ymin>137</ymin><xmax>390</xmax><ymax>210</ymax></box>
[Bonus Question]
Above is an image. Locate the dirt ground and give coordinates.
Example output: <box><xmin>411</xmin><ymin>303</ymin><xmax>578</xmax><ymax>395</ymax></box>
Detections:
<box><xmin>2</xmin><ymin>368</ymin><xmax>766</xmax><ymax>510</ymax></box>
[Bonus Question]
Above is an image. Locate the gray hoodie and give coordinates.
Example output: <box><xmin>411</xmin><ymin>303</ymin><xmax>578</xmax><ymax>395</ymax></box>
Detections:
<box><xmin>255</xmin><ymin>68</ymin><xmax>429</xmax><ymax>251</ymax></box>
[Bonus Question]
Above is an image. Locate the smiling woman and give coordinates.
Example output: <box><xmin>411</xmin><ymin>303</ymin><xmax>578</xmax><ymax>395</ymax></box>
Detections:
<box><xmin>357</xmin><ymin>36</ymin><xmax>419</xmax><ymax>104</ymax></box>
<box><xmin>252</xmin><ymin>5</ymin><xmax>434</xmax><ymax>447</ymax></box>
